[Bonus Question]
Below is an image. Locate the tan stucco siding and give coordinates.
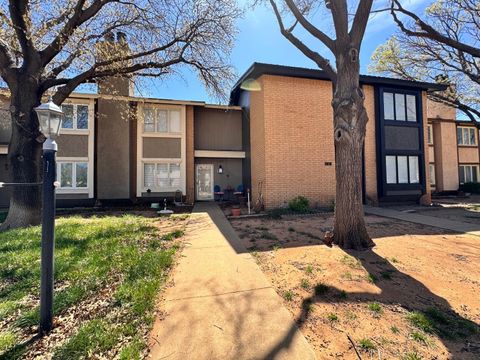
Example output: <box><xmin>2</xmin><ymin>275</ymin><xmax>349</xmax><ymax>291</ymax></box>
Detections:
<box><xmin>261</xmin><ymin>75</ymin><xmax>336</xmax><ymax>208</ymax></box>
<box><xmin>142</xmin><ymin>138</ymin><xmax>181</xmax><ymax>158</ymax></box>
<box><xmin>363</xmin><ymin>85</ymin><xmax>377</xmax><ymax>204</ymax></box>
<box><xmin>458</xmin><ymin>147</ymin><xmax>479</xmax><ymax>164</ymax></box>
<box><xmin>194</xmin><ymin>107</ymin><xmax>242</xmax><ymax>151</ymax></box>
<box><xmin>57</xmin><ymin>135</ymin><xmax>89</xmax><ymax>158</ymax></box>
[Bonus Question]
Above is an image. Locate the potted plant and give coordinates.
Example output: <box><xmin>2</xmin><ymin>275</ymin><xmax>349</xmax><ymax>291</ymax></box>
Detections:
<box><xmin>231</xmin><ymin>205</ymin><xmax>241</xmax><ymax>217</ymax></box>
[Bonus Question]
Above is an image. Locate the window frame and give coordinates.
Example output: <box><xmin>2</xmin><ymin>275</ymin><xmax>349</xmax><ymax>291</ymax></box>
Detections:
<box><xmin>57</xmin><ymin>160</ymin><xmax>89</xmax><ymax>191</ymax></box>
<box><xmin>143</xmin><ymin>161</ymin><xmax>182</xmax><ymax>191</ymax></box>
<box><xmin>459</xmin><ymin>164</ymin><xmax>479</xmax><ymax>184</ymax></box>
<box><xmin>383</xmin><ymin>90</ymin><xmax>419</xmax><ymax>123</ymax></box>
<box><xmin>60</xmin><ymin>103</ymin><xmax>90</xmax><ymax>131</ymax></box>
<box><xmin>385</xmin><ymin>155</ymin><xmax>421</xmax><ymax>185</ymax></box>
<box><xmin>457</xmin><ymin>126</ymin><xmax>477</xmax><ymax>146</ymax></box>
<box><xmin>429</xmin><ymin>163</ymin><xmax>436</xmax><ymax>187</ymax></box>
<box><xmin>142</xmin><ymin>107</ymin><xmax>182</xmax><ymax>135</ymax></box>
<box><xmin>427</xmin><ymin>124</ymin><xmax>433</xmax><ymax>145</ymax></box>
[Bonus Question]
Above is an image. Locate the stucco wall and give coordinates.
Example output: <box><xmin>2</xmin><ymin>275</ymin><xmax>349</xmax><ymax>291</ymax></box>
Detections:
<box><xmin>97</xmin><ymin>99</ymin><xmax>131</xmax><ymax>199</ymax></box>
<box><xmin>432</xmin><ymin>121</ymin><xmax>459</xmax><ymax>191</ymax></box>
<box><xmin>458</xmin><ymin>147</ymin><xmax>479</xmax><ymax>164</ymax></box>
<box><xmin>427</xmin><ymin>100</ymin><xmax>456</xmax><ymax>120</ymax></box>
<box><xmin>57</xmin><ymin>134</ymin><xmax>89</xmax><ymax>158</ymax></box>
<box><xmin>363</xmin><ymin>85</ymin><xmax>377</xmax><ymax>204</ymax></box>
<box><xmin>194</xmin><ymin>107</ymin><xmax>242</xmax><ymax>151</ymax></box>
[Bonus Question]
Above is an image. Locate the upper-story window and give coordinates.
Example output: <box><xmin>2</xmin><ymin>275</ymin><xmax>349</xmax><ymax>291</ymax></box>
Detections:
<box><xmin>143</xmin><ymin>108</ymin><xmax>181</xmax><ymax>133</ymax></box>
<box><xmin>61</xmin><ymin>104</ymin><xmax>89</xmax><ymax>130</ymax></box>
<box><xmin>427</xmin><ymin>125</ymin><xmax>433</xmax><ymax>144</ymax></box>
<box><xmin>457</xmin><ymin>126</ymin><xmax>477</xmax><ymax>146</ymax></box>
<box><xmin>383</xmin><ymin>92</ymin><xmax>417</xmax><ymax>122</ymax></box>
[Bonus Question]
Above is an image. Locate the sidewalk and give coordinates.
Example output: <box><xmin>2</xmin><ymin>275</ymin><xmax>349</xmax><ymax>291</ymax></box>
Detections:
<box><xmin>149</xmin><ymin>202</ymin><xmax>316</xmax><ymax>360</ymax></box>
<box><xmin>365</xmin><ymin>206</ymin><xmax>480</xmax><ymax>237</ymax></box>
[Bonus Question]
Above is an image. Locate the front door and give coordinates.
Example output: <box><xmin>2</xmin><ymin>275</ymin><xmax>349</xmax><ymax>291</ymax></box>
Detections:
<box><xmin>196</xmin><ymin>164</ymin><xmax>214</xmax><ymax>201</ymax></box>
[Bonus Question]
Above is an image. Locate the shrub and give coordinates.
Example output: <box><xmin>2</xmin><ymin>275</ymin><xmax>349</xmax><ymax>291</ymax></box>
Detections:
<box><xmin>459</xmin><ymin>182</ymin><xmax>480</xmax><ymax>194</ymax></box>
<box><xmin>288</xmin><ymin>196</ymin><xmax>310</xmax><ymax>213</ymax></box>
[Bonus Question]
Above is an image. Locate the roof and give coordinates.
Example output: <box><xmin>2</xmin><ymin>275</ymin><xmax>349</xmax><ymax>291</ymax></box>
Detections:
<box><xmin>230</xmin><ymin>62</ymin><xmax>448</xmax><ymax>104</ymax></box>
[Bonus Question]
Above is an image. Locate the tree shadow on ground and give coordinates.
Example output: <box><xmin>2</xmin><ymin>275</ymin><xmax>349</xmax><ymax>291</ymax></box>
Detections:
<box><xmin>263</xmin><ymin>247</ymin><xmax>480</xmax><ymax>360</ymax></box>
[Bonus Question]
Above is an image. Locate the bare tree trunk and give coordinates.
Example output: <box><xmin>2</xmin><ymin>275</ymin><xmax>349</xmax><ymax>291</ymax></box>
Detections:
<box><xmin>0</xmin><ymin>80</ymin><xmax>43</xmax><ymax>231</ymax></box>
<box><xmin>332</xmin><ymin>50</ymin><xmax>374</xmax><ymax>250</ymax></box>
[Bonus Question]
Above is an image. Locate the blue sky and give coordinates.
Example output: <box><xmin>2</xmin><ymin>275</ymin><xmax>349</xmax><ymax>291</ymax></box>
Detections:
<box><xmin>138</xmin><ymin>0</ymin><xmax>432</xmax><ymax>103</ymax></box>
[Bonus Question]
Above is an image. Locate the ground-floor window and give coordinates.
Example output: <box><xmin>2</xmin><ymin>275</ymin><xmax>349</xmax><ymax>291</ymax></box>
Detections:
<box><xmin>459</xmin><ymin>165</ymin><xmax>479</xmax><ymax>184</ymax></box>
<box><xmin>144</xmin><ymin>162</ymin><xmax>181</xmax><ymax>190</ymax></box>
<box><xmin>429</xmin><ymin>163</ymin><xmax>435</xmax><ymax>187</ymax></box>
<box><xmin>386</xmin><ymin>155</ymin><xmax>420</xmax><ymax>184</ymax></box>
<box><xmin>58</xmin><ymin>161</ymin><xmax>88</xmax><ymax>189</ymax></box>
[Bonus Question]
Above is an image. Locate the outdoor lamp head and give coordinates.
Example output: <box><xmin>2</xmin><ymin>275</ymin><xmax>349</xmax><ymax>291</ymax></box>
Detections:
<box><xmin>34</xmin><ymin>98</ymin><xmax>64</xmax><ymax>139</ymax></box>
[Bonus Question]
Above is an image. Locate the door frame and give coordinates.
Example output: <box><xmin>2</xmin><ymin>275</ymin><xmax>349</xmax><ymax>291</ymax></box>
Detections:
<box><xmin>195</xmin><ymin>164</ymin><xmax>214</xmax><ymax>201</ymax></box>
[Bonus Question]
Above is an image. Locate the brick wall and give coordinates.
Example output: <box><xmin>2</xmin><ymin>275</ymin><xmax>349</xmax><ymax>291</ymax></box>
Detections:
<box><xmin>254</xmin><ymin>75</ymin><xmax>336</xmax><ymax>209</ymax></box>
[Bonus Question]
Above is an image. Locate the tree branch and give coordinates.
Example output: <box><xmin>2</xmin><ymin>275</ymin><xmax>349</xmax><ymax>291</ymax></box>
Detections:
<box><xmin>8</xmin><ymin>0</ymin><xmax>36</xmax><ymax>64</ymax></box>
<box><xmin>269</xmin><ymin>0</ymin><xmax>336</xmax><ymax>80</ymax></box>
<box><xmin>328</xmin><ymin>0</ymin><xmax>349</xmax><ymax>44</ymax></box>
<box><xmin>284</xmin><ymin>0</ymin><xmax>335</xmax><ymax>52</ymax></box>
<box><xmin>350</xmin><ymin>0</ymin><xmax>374</xmax><ymax>48</ymax></box>
<box><xmin>391</xmin><ymin>0</ymin><xmax>480</xmax><ymax>58</ymax></box>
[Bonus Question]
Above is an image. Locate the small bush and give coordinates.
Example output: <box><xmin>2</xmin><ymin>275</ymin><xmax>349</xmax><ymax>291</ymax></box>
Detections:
<box><xmin>283</xmin><ymin>290</ymin><xmax>294</xmax><ymax>301</ymax></box>
<box><xmin>459</xmin><ymin>182</ymin><xmax>480</xmax><ymax>194</ymax></box>
<box><xmin>410</xmin><ymin>331</ymin><xmax>428</xmax><ymax>344</ymax></box>
<box><xmin>358</xmin><ymin>338</ymin><xmax>376</xmax><ymax>351</ymax></box>
<box><xmin>366</xmin><ymin>273</ymin><xmax>377</xmax><ymax>284</ymax></box>
<box><xmin>300</xmin><ymin>279</ymin><xmax>310</xmax><ymax>290</ymax></box>
<box><xmin>305</xmin><ymin>265</ymin><xmax>314</xmax><ymax>274</ymax></box>
<box><xmin>408</xmin><ymin>311</ymin><xmax>433</xmax><ymax>333</ymax></box>
<box><xmin>327</xmin><ymin>313</ymin><xmax>338</xmax><ymax>322</ymax></box>
<box><xmin>402</xmin><ymin>352</ymin><xmax>422</xmax><ymax>360</ymax></box>
<box><xmin>368</xmin><ymin>302</ymin><xmax>382</xmax><ymax>314</ymax></box>
<box><xmin>288</xmin><ymin>196</ymin><xmax>310</xmax><ymax>213</ymax></box>
<box><xmin>314</xmin><ymin>283</ymin><xmax>329</xmax><ymax>296</ymax></box>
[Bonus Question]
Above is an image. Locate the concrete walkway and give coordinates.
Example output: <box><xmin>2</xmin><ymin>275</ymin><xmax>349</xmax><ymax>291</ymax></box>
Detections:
<box><xmin>149</xmin><ymin>203</ymin><xmax>316</xmax><ymax>360</ymax></box>
<box><xmin>365</xmin><ymin>206</ymin><xmax>480</xmax><ymax>237</ymax></box>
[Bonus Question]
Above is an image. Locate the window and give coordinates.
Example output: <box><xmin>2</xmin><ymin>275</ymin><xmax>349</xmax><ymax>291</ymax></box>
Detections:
<box><xmin>61</xmin><ymin>104</ymin><xmax>89</xmax><ymax>130</ymax></box>
<box><xmin>457</xmin><ymin>127</ymin><xmax>477</xmax><ymax>146</ymax></box>
<box><xmin>459</xmin><ymin>165</ymin><xmax>479</xmax><ymax>184</ymax></box>
<box><xmin>427</xmin><ymin>125</ymin><xmax>433</xmax><ymax>144</ymax></box>
<box><xmin>429</xmin><ymin>164</ymin><xmax>436</xmax><ymax>186</ymax></box>
<box><xmin>58</xmin><ymin>162</ymin><xmax>88</xmax><ymax>189</ymax></box>
<box><xmin>144</xmin><ymin>163</ymin><xmax>181</xmax><ymax>190</ymax></box>
<box><xmin>143</xmin><ymin>108</ymin><xmax>181</xmax><ymax>133</ymax></box>
<box><xmin>386</xmin><ymin>155</ymin><xmax>420</xmax><ymax>184</ymax></box>
<box><xmin>383</xmin><ymin>91</ymin><xmax>417</xmax><ymax>122</ymax></box>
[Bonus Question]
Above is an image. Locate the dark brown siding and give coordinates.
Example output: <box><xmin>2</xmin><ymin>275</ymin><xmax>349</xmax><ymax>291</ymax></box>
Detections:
<box><xmin>194</xmin><ymin>108</ymin><xmax>242</xmax><ymax>151</ymax></box>
<box><xmin>96</xmin><ymin>98</ymin><xmax>131</xmax><ymax>199</ymax></box>
<box><xmin>142</xmin><ymin>138</ymin><xmax>181</xmax><ymax>158</ymax></box>
<box><xmin>57</xmin><ymin>135</ymin><xmax>89</xmax><ymax>157</ymax></box>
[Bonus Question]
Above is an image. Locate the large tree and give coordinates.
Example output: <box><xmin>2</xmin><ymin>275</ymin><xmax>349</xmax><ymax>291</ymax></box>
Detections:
<box><xmin>371</xmin><ymin>0</ymin><xmax>480</xmax><ymax>122</ymax></box>
<box><xmin>267</xmin><ymin>0</ymin><xmax>374</xmax><ymax>249</ymax></box>
<box><xmin>0</xmin><ymin>0</ymin><xmax>240</xmax><ymax>230</ymax></box>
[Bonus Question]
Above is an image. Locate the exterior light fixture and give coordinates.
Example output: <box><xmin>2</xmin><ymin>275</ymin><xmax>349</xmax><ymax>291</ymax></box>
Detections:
<box><xmin>218</xmin><ymin>165</ymin><xmax>223</xmax><ymax>174</ymax></box>
<box><xmin>35</xmin><ymin>98</ymin><xmax>63</xmax><ymax>140</ymax></box>
<box><xmin>34</xmin><ymin>97</ymin><xmax>64</xmax><ymax>335</ymax></box>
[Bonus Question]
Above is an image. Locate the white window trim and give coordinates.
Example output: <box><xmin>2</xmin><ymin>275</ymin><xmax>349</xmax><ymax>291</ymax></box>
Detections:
<box><xmin>56</xmin><ymin>98</ymin><xmax>95</xmax><ymax>198</ymax></box>
<box><xmin>136</xmin><ymin>103</ymin><xmax>186</xmax><ymax>196</ymax></box>
<box><xmin>142</xmin><ymin>107</ymin><xmax>182</xmax><ymax>135</ymax></box>
<box><xmin>459</xmin><ymin>164</ymin><xmax>479</xmax><ymax>184</ymax></box>
<box><xmin>60</xmin><ymin>102</ymin><xmax>91</xmax><ymax>132</ymax></box>
<box><xmin>457</xmin><ymin>126</ymin><xmax>477</xmax><ymax>146</ymax></box>
<box><xmin>57</xmin><ymin>158</ymin><xmax>90</xmax><ymax>194</ymax></box>
<box><xmin>429</xmin><ymin>163</ymin><xmax>436</xmax><ymax>186</ymax></box>
<box><xmin>142</xmin><ymin>161</ymin><xmax>182</xmax><ymax>192</ymax></box>
<box><xmin>427</xmin><ymin>124</ymin><xmax>433</xmax><ymax>145</ymax></box>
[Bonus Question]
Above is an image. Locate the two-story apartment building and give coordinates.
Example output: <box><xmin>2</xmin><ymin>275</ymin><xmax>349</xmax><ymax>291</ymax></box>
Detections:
<box><xmin>427</xmin><ymin>101</ymin><xmax>480</xmax><ymax>193</ymax></box>
<box><xmin>3</xmin><ymin>58</ymin><xmax>473</xmax><ymax>211</ymax></box>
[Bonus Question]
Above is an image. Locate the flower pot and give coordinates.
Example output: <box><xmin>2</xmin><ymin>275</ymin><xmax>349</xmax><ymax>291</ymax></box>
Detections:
<box><xmin>231</xmin><ymin>208</ymin><xmax>241</xmax><ymax>217</ymax></box>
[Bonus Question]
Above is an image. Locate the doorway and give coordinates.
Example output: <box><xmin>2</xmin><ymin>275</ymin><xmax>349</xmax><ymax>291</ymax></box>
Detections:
<box><xmin>196</xmin><ymin>164</ymin><xmax>214</xmax><ymax>201</ymax></box>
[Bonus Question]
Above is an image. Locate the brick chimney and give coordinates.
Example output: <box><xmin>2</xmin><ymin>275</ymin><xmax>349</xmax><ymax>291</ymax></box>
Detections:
<box><xmin>96</xmin><ymin>32</ymin><xmax>134</xmax><ymax>97</ymax></box>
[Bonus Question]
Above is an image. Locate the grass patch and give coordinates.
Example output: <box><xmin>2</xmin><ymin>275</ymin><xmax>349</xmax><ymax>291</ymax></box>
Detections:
<box><xmin>337</xmin><ymin>290</ymin><xmax>348</xmax><ymax>299</ymax></box>
<box><xmin>327</xmin><ymin>313</ymin><xmax>338</xmax><ymax>322</ymax></box>
<box><xmin>340</xmin><ymin>255</ymin><xmax>362</xmax><ymax>269</ymax></box>
<box><xmin>410</xmin><ymin>331</ymin><xmax>428</xmax><ymax>344</ymax></box>
<box><xmin>358</xmin><ymin>338</ymin><xmax>376</xmax><ymax>351</ymax></box>
<box><xmin>305</xmin><ymin>265</ymin><xmax>314</xmax><ymax>275</ymax></box>
<box><xmin>380</xmin><ymin>270</ymin><xmax>394</xmax><ymax>280</ymax></box>
<box><xmin>366</xmin><ymin>273</ymin><xmax>377</xmax><ymax>284</ymax></box>
<box><xmin>368</xmin><ymin>302</ymin><xmax>383</xmax><ymax>315</ymax></box>
<box><xmin>300</xmin><ymin>279</ymin><xmax>310</xmax><ymax>290</ymax></box>
<box><xmin>408</xmin><ymin>308</ymin><xmax>479</xmax><ymax>340</ymax></box>
<box><xmin>0</xmin><ymin>212</ymin><xmax>6</xmax><ymax>224</ymax></box>
<box><xmin>0</xmin><ymin>215</ymin><xmax>186</xmax><ymax>359</ymax></box>
<box><xmin>314</xmin><ymin>283</ymin><xmax>329</xmax><ymax>296</ymax></box>
<box><xmin>402</xmin><ymin>351</ymin><xmax>422</xmax><ymax>360</ymax></box>
<box><xmin>391</xmin><ymin>325</ymin><xmax>400</xmax><ymax>334</ymax></box>
<box><xmin>341</xmin><ymin>271</ymin><xmax>353</xmax><ymax>280</ymax></box>
<box><xmin>283</xmin><ymin>290</ymin><xmax>294</xmax><ymax>301</ymax></box>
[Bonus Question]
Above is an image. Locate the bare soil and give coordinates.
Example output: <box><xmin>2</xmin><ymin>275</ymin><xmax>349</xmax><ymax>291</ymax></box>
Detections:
<box><xmin>230</xmin><ymin>214</ymin><xmax>480</xmax><ymax>360</ymax></box>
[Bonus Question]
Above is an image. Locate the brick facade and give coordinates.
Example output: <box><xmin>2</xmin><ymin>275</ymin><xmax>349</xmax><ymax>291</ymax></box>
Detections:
<box><xmin>363</xmin><ymin>85</ymin><xmax>377</xmax><ymax>205</ymax></box>
<box><xmin>185</xmin><ymin>105</ymin><xmax>195</xmax><ymax>203</ymax></box>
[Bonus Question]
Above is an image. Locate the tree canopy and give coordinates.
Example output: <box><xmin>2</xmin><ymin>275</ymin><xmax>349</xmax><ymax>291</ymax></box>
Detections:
<box><xmin>371</xmin><ymin>0</ymin><xmax>480</xmax><ymax>122</ymax></box>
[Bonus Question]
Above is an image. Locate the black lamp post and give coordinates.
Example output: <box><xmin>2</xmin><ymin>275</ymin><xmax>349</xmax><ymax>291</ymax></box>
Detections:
<box><xmin>34</xmin><ymin>98</ymin><xmax>63</xmax><ymax>334</ymax></box>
